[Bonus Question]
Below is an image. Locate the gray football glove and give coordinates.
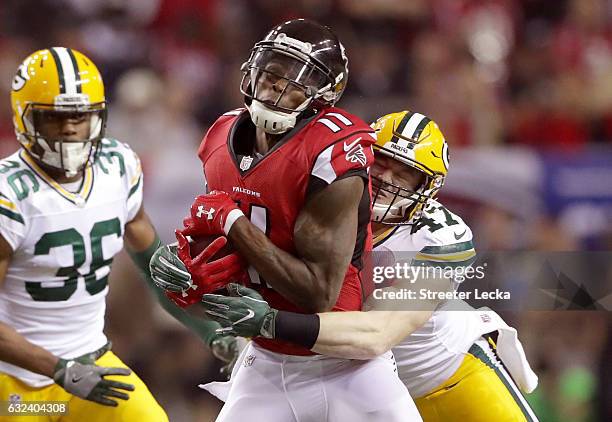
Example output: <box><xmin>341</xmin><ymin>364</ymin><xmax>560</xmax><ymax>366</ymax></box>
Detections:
<box><xmin>149</xmin><ymin>243</ymin><xmax>192</xmax><ymax>293</ymax></box>
<box><xmin>210</xmin><ymin>335</ymin><xmax>240</xmax><ymax>379</ymax></box>
<box><xmin>53</xmin><ymin>359</ymin><xmax>135</xmax><ymax>407</ymax></box>
<box><xmin>202</xmin><ymin>283</ymin><xmax>277</xmax><ymax>339</ymax></box>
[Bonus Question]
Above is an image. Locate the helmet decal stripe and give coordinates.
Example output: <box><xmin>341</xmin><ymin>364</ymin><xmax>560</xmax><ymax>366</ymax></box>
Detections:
<box><xmin>401</xmin><ymin>112</ymin><xmax>427</xmax><ymax>140</ymax></box>
<box><xmin>48</xmin><ymin>48</ymin><xmax>66</xmax><ymax>94</ymax></box>
<box><xmin>51</xmin><ymin>47</ymin><xmax>78</xmax><ymax>95</ymax></box>
<box><xmin>389</xmin><ymin>111</ymin><xmax>413</xmax><ymax>145</ymax></box>
<box><xmin>412</xmin><ymin>116</ymin><xmax>431</xmax><ymax>141</ymax></box>
<box><xmin>66</xmin><ymin>48</ymin><xmax>82</xmax><ymax>93</ymax></box>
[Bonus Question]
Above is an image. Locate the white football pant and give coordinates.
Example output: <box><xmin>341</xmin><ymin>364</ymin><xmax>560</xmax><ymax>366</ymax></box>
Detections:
<box><xmin>203</xmin><ymin>341</ymin><xmax>422</xmax><ymax>422</ymax></box>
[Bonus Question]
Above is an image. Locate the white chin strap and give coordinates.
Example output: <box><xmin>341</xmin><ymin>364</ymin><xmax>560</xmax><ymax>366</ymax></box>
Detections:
<box><xmin>38</xmin><ymin>139</ymin><xmax>92</xmax><ymax>177</ymax></box>
<box><xmin>247</xmin><ymin>101</ymin><xmax>300</xmax><ymax>134</ymax></box>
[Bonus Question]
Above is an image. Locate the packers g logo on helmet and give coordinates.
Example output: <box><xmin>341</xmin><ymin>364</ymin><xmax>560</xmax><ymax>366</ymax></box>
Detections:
<box><xmin>10</xmin><ymin>47</ymin><xmax>107</xmax><ymax>176</ymax></box>
<box><xmin>370</xmin><ymin>110</ymin><xmax>449</xmax><ymax>225</ymax></box>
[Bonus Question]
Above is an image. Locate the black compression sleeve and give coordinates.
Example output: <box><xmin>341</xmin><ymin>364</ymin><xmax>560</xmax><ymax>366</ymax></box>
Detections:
<box><xmin>274</xmin><ymin>311</ymin><xmax>320</xmax><ymax>349</ymax></box>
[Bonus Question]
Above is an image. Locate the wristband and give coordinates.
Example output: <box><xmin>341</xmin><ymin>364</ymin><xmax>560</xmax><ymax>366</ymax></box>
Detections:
<box><xmin>223</xmin><ymin>209</ymin><xmax>245</xmax><ymax>235</ymax></box>
<box><xmin>274</xmin><ymin>311</ymin><xmax>320</xmax><ymax>349</ymax></box>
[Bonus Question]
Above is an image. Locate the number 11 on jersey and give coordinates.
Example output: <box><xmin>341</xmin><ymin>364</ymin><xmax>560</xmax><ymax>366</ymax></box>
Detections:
<box><xmin>246</xmin><ymin>204</ymin><xmax>270</xmax><ymax>288</ymax></box>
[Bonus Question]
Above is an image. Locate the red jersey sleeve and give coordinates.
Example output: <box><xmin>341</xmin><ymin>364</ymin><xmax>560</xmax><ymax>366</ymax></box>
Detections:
<box><xmin>310</xmin><ymin>131</ymin><xmax>375</xmax><ymax>185</ymax></box>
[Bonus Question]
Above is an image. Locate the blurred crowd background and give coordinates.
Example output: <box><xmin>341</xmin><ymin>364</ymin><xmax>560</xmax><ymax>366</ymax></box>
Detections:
<box><xmin>1</xmin><ymin>0</ymin><xmax>611</xmax><ymax>421</ymax></box>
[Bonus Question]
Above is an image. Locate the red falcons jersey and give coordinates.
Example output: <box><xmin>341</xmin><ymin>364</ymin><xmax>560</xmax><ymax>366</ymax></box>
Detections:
<box><xmin>198</xmin><ymin>107</ymin><xmax>375</xmax><ymax>355</ymax></box>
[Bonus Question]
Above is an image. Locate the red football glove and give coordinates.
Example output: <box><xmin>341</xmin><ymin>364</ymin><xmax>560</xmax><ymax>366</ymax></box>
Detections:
<box><xmin>182</xmin><ymin>191</ymin><xmax>245</xmax><ymax>237</ymax></box>
<box><xmin>165</xmin><ymin>230</ymin><xmax>247</xmax><ymax>308</ymax></box>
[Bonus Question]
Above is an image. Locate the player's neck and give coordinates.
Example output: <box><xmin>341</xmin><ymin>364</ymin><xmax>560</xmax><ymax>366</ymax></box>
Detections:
<box><xmin>38</xmin><ymin>161</ymin><xmax>84</xmax><ymax>184</ymax></box>
<box><xmin>23</xmin><ymin>149</ymin><xmax>85</xmax><ymax>183</ymax></box>
<box><xmin>255</xmin><ymin>128</ymin><xmax>282</xmax><ymax>155</ymax></box>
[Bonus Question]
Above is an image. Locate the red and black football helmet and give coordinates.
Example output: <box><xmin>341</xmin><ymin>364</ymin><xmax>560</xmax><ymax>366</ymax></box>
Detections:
<box><xmin>240</xmin><ymin>18</ymin><xmax>349</xmax><ymax>134</ymax></box>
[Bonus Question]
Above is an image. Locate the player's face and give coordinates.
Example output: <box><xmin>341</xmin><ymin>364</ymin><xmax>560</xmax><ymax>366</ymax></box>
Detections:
<box><xmin>34</xmin><ymin>110</ymin><xmax>92</xmax><ymax>143</ymax></box>
<box><xmin>255</xmin><ymin>65</ymin><xmax>307</xmax><ymax>110</ymax></box>
<box><xmin>250</xmin><ymin>53</ymin><xmax>322</xmax><ymax>111</ymax></box>
<box><xmin>371</xmin><ymin>155</ymin><xmax>424</xmax><ymax>205</ymax></box>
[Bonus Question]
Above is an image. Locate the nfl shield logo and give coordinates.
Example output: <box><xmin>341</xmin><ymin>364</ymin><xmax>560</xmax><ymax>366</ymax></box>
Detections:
<box><xmin>240</xmin><ymin>156</ymin><xmax>254</xmax><ymax>171</ymax></box>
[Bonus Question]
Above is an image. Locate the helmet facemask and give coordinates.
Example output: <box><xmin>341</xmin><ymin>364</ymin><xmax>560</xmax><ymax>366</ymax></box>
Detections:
<box><xmin>240</xmin><ymin>32</ymin><xmax>346</xmax><ymax>134</ymax></box>
<box><xmin>19</xmin><ymin>99</ymin><xmax>107</xmax><ymax>177</ymax></box>
<box><xmin>371</xmin><ymin>151</ymin><xmax>444</xmax><ymax>226</ymax></box>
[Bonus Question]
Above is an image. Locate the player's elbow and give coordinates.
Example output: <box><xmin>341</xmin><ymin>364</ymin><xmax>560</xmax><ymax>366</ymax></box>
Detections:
<box><xmin>361</xmin><ymin>345</ymin><xmax>389</xmax><ymax>359</ymax></box>
<box><xmin>356</xmin><ymin>339</ymin><xmax>393</xmax><ymax>360</ymax></box>
<box><xmin>308</xmin><ymin>285</ymin><xmax>340</xmax><ymax>313</ymax></box>
<box><xmin>304</xmin><ymin>295</ymin><xmax>334</xmax><ymax>314</ymax></box>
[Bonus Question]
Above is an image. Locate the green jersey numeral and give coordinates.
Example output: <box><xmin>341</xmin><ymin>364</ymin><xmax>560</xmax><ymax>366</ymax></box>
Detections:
<box><xmin>8</xmin><ymin>169</ymin><xmax>39</xmax><ymax>201</ymax></box>
<box><xmin>0</xmin><ymin>160</ymin><xmax>20</xmax><ymax>174</ymax></box>
<box><xmin>25</xmin><ymin>218</ymin><xmax>122</xmax><ymax>301</ymax></box>
<box><xmin>412</xmin><ymin>205</ymin><xmax>459</xmax><ymax>234</ymax></box>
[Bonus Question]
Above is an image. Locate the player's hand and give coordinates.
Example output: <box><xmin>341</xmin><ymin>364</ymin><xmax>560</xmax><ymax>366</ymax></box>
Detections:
<box><xmin>149</xmin><ymin>241</ymin><xmax>199</xmax><ymax>307</ymax></box>
<box><xmin>210</xmin><ymin>335</ymin><xmax>240</xmax><ymax>379</ymax></box>
<box><xmin>157</xmin><ymin>230</ymin><xmax>245</xmax><ymax>308</ymax></box>
<box><xmin>202</xmin><ymin>283</ymin><xmax>277</xmax><ymax>339</ymax></box>
<box><xmin>53</xmin><ymin>358</ymin><xmax>135</xmax><ymax>407</ymax></box>
<box><xmin>182</xmin><ymin>191</ymin><xmax>244</xmax><ymax>237</ymax></box>
<box><xmin>149</xmin><ymin>243</ymin><xmax>192</xmax><ymax>293</ymax></box>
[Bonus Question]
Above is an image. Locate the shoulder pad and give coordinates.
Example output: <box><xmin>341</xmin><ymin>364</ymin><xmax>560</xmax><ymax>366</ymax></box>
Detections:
<box><xmin>313</xmin><ymin>108</ymin><xmax>372</xmax><ymax>136</ymax></box>
<box><xmin>411</xmin><ymin>201</ymin><xmax>476</xmax><ymax>266</ymax></box>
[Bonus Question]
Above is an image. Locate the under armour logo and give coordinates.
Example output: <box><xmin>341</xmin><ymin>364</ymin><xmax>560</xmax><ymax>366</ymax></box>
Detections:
<box><xmin>196</xmin><ymin>205</ymin><xmax>215</xmax><ymax>220</ymax></box>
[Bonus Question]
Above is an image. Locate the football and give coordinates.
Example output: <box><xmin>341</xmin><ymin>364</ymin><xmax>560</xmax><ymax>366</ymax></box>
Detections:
<box><xmin>188</xmin><ymin>234</ymin><xmax>236</xmax><ymax>260</ymax></box>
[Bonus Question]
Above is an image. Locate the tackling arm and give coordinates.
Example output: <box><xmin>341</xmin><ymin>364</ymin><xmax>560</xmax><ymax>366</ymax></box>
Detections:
<box><xmin>313</xmin><ymin>267</ymin><xmax>452</xmax><ymax>358</ymax></box>
<box><xmin>311</xmin><ymin>310</ymin><xmax>431</xmax><ymax>359</ymax></box>
<box><xmin>202</xmin><ymin>283</ymin><xmax>434</xmax><ymax>360</ymax></box>
<box><xmin>228</xmin><ymin>176</ymin><xmax>364</xmax><ymax>312</ymax></box>
<box><xmin>203</xmin><ymin>269</ymin><xmax>452</xmax><ymax>359</ymax></box>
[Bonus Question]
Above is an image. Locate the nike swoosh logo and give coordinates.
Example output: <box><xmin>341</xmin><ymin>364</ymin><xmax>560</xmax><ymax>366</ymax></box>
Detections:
<box><xmin>71</xmin><ymin>375</ymin><xmax>83</xmax><ymax>383</ymax></box>
<box><xmin>431</xmin><ymin>151</ymin><xmax>441</xmax><ymax>158</ymax></box>
<box><xmin>454</xmin><ymin>229</ymin><xmax>467</xmax><ymax>240</ymax></box>
<box><xmin>343</xmin><ymin>137</ymin><xmax>362</xmax><ymax>151</ymax></box>
<box><xmin>234</xmin><ymin>309</ymin><xmax>255</xmax><ymax>325</ymax></box>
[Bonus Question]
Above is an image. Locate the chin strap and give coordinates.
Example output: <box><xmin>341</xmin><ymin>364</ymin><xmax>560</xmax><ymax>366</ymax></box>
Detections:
<box><xmin>247</xmin><ymin>101</ymin><xmax>298</xmax><ymax>134</ymax></box>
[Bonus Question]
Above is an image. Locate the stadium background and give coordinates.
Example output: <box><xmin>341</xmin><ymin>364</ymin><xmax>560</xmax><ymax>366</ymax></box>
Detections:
<box><xmin>0</xmin><ymin>0</ymin><xmax>610</xmax><ymax>420</ymax></box>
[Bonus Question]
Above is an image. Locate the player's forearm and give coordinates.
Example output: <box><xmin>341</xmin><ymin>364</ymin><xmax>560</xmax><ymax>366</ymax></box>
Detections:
<box><xmin>127</xmin><ymin>235</ymin><xmax>222</xmax><ymax>346</ymax></box>
<box><xmin>312</xmin><ymin>311</ymin><xmax>427</xmax><ymax>359</ymax></box>
<box><xmin>229</xmin><ymin>218</ymin><xmax>338</xmax><ymax>312</ymax></box>
<box><xmin>271</xmin><ymin>310</ymin><xmax>431</xmax><ymax>360</ymax></box>
<box><xmin>0</xmin><ymin>322</ymin><xmax>58</xmax><ymax>377</ymax></box>
<box><xmin>154</xmin><ymin>288</ymin><xmax>222</xmax><ymax>346</ymax></box>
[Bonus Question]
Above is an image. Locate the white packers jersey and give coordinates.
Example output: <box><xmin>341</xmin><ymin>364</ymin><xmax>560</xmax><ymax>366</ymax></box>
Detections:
<box><xmin>0</xmin><ymin>139</ymin><xmax>143</xmax><ymax>387</ymax></box>
<box><xmin>373</xmin><ymin>199</ymin><xmax>479</xmax><ymax>398</ymax></box>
